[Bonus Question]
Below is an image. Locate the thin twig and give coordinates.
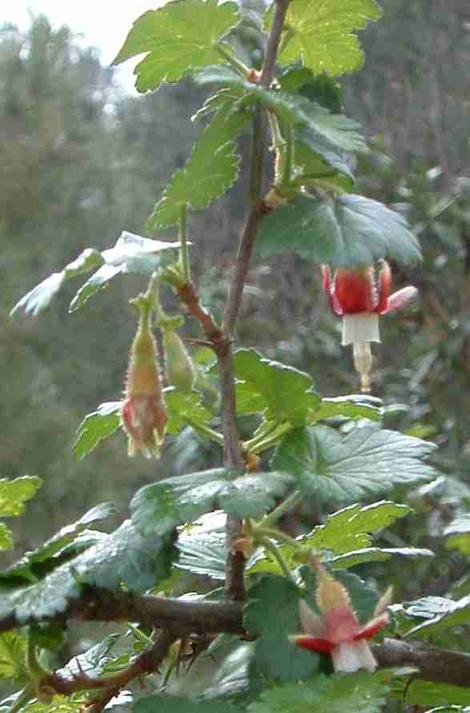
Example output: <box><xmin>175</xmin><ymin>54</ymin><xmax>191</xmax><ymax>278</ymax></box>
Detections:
<box><xmin>44</xmin><ymin>629</ymin><xmax>176</xmax><ymax>712</ymax></box>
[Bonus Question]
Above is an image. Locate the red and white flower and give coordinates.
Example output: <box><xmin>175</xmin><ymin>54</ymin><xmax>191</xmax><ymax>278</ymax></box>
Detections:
<box><xmin>322</xmin><ymin>261</ymin><xmax>417</xmax><ymax>392</ymax></box>
<box><xmin>290</xmin><ymin>563</ymin><xmax>390</xmax><ymax>673</ymax></box>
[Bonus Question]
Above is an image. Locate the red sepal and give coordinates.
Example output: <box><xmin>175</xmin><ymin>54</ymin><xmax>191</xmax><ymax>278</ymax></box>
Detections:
<box><xmin>292</xmin><ymin>635</ymin><xmax>335</xmax><ymax>653</ymax></box>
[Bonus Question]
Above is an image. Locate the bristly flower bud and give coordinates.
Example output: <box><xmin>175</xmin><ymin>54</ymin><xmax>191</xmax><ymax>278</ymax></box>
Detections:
<box><xmin>163</xmin><ymin>328</ymin><xmax>195</xmax><ymax>393</ymax></box>
<box><xmin>121</xmin><ymin>299</ymin><xmax>167</xmax><ymax>458</ymax></box>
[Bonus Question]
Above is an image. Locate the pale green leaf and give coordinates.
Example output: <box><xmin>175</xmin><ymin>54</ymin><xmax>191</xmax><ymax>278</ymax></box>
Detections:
<box><xmin>0</xmin><ymin>525</ymin><xmax>13</xmax><ymax>552</ymax></box>
<box><xmin>165</xmin><ymin>389</ymin><xmax>213</xmax><ymax>435</ymax></box>
<box><xmin>257</xmin><ymin>193</ymin><xmax>421</xmax><ymax>267</ymax></box>
<box><xmin>69</xmin><ymin>232</ymin><xmax>178</xmax><ymax>311</ymax></box>
<box><xmin>444</xmin><ymin>514</ymin><xmax>470</xmax><ymax>554</ymax></box>
<box><xmin>0</xmin><ymin>502</ymin><xmax>116</xmax><ymax>585</ymax></box>
<box><xmin>0</xmin><ymin>521</ymin><xmax>174</xmax><ymax>623</ymax></box>
<box><xmin>22</xmin><ymin>694</ymin><xmax>87</xmax><ymax>713</ymax></box>
<box><xmin>114</xmin><ymin>0</ymin><xmax>240</xmax><ymax>92</ymax></box>
<box><xmin>247</xmin><ymin>672</ymin><xmax>387</xmax><ymax>713</ymax></box>
<box><xmin>234</xmin><ymin>348</ymin><xmax>320</xmax><ymax>424</ymax></box>
<box><xmin>204</xmin><ymin>642</ymin><xmax>254</xmax><ymax>699</ymax></box>
<box><xmin>0</xmin><ymin>632</ymin><xmax>27</xmax><ymax>681</ymax></box>
<box><xmin>272</xmin><ymin>425</ymin><xmax>436</xmax><ymax>503</ymax></box>
<box><xmin>58</xmin><ymin>634</ymin><xmax>120</xmax><ymax>681</ymax></box>
<box><xmin>12</xmin><ymin>234</ymin><xmax>178</xmax><ymax>317</ymax></box>
<box><xmin>132</xmin><ymin>469</ymin><xmax>292</xmax><ymax>536</ymax></box>
<box><xmin>330</xmin><ymin>546</ymin><xmax>434</xmax><ymax>569</ymax></box>
<box><xmin>407</xmin><ymin>594</ymin><xmax>470</xmax><ymax>638</ymax></box>
<box><xmin>176</xmin><ymin>531</ymin><xmax>225</xmax><ymax>580</ymax></box>
<box><xmin>308</xmin><ymin>501</ymin><xmax>412</xmax><ymax>554</ymax></box>
<box><xmin>0</xmin><ymin>476</ymin><xmax>42</xmax><ymax>518</ymax></box>
<box><xmin>10</xmin><ymin>249</ymin><xmax>102</xmax><ymax>316</ymax></box>
<box><xmin>276</xmin><ymin>0</ymin><xmax>383</xmax><ymax>77</ymax></box>
<box><xmin>400</xmin><ymin>596</ymin><xmax>456</xmax><ymax>621</ymax></box>
<box><xmin>148</xmin><ymin>104</ymin><xmax>250</xmax><ymax>229</ymax></box>
<box><xmin>311</xmin><ymin>395</ymin><xmax>383</xmax><ymax>422</ymax></box>
<box><xmin>73</xmin><ymin>402</ymin><xmax>121</xmax><ymax>460</ymax></box>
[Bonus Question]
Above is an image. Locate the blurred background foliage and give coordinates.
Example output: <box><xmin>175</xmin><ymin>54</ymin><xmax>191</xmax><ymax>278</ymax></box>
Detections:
<box><xmin>0</xmin><ymin>0</ymin><xmax>469</xmax><ymax>609</ymax></box>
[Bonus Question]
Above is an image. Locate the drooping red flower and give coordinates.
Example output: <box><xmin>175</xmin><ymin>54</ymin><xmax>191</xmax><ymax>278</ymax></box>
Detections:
<box><xmin>290</xmin><ymin>563</ymin><xmax>390</xmax><ymax>673</ymax></box>
<box><xmin>121</xmin><ymin>303</ymin><xmax>167</xmax><ymax>457</ymax></box>
<box><xmin>322</xmin><ymin>261</ymin><xmax>417</xmax><ymax>391</ymax></box>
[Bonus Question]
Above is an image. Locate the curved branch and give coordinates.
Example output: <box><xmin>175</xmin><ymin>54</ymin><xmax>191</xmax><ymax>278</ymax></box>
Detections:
<box><xmin>3</xmin><ymin>589</ymin><xmax>470</xmax><ymax>689</ymax></box>
<box><xmin>372</xmin><ymin>637</ymin><xmax>470</xmax><ymax>688</ymax></box>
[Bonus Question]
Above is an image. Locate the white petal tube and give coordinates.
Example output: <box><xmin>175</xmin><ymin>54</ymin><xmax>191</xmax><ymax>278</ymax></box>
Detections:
<box><xmin>331</xmin><ymin>640</ymin><xmax>377</xmax><ymax>673</ymax></box>
<box><xmin>341</xmin><ymin>313</ymin><xmax>380</xmax><ymax>346</ymax></box>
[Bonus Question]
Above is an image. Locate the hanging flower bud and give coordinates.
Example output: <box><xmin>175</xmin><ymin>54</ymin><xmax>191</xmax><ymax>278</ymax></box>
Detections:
<box><xmin>163</xmin><ymin>328</ymin><xmax>195</xmax><ymax>393</ymax></box>
<box><xmin>290</xmin><ymin>562</ymin><xmax>390</xmax><ymax>673</ymax></box>
<box><xmin>121</xmin><ymin>300</ymin><xmax>168</xmax><ymax>457</ymax></box>
<box><xmin>322</xmin><ymin>261</ymin><xmax>417</xmax><ymax>392</ymax></box>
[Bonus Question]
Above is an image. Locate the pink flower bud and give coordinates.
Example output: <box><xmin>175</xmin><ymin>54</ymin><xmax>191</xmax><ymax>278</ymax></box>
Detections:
<box><xmin>121</xmin><ymin>305</ymin><xmax>167</xmax><ymax>457</ymax></box>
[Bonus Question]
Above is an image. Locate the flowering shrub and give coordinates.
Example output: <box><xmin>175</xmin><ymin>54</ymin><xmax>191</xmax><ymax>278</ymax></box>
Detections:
<box><xmin>2</xmin><ymin>1</ymin><xmax>468</xmax><ymax>712</ymax></box>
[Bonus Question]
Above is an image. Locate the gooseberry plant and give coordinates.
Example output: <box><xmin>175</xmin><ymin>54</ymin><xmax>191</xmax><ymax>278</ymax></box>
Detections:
<box><xmin>3</xmin><ymin>1</ymin><xmax>470</xmax><ymax>711</ymax></box>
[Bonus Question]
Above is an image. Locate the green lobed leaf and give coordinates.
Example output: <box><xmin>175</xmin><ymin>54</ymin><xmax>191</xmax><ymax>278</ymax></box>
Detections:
<box><xmin>0</xmin><ymin>476</ymin><xmax>42</xmax><ymax>518</ymax></box>
<box><xmin>57</xmin><ymin>634</ymin><xmax>120</xmax><ymax>681</ymax></box>
<box><xmin>0</xmin><ymin>502</ymin><xmax>116</xmax><ymax>586</ymax></box>
<box><xmin>0</xmin><ymin>525</ymin><xmax>13</xmax><ymax>552</ymax></box>
<box><xmin>114</xmin><ymin>0</ymin><xmax>240</xmax><ymax>92</ymax></box>
<box><xmin>21</xmin><ymin>694</ymin><xmax>87</xmax><ymax>713</ymax></box>
<box><xmin>0</xmin><ymin>521</ymin><xmax>174</xmax><ymax>623</ymax></box>
<box><xmin>406</xmin><ymin>594</ymin><xmax>470</xmax><ymax>638</ymax></box>
<box><xmin>272</xmin><ymin>425</ymin><xmax>436</xmax><ymax>504</ymax></box>
<box><xmin>0</xmin><ymin>632</ymin><xmax>28</xmax><ymax>681</ymax></box>
<box><xmin>274</xmin><ymin>0</ymin><xmax>383</xmax><ymax>77</ymax></box>
<box><xmin>330</xmin><ymin>546</ymin><xmax>434</xmax><ymax>569</ymax></box>
<box><xmin>247</xmin><ymin>672</ymin><xmax>387</xmax><ymax>713</ymax></box>
<box><xmin>293</xmin><ymin>133</ymin><xmax>355</xmax><ymax>192</ymax></box>
<box><xmin>204</xmin><ymin>642</ymin><xmax>255</xmax><ymax>701</ymax></box>
<box><xmin>165</xmin><ymin>388</ymin><xmax>213</xmax><ymax>435</ymax></box>
<box><xmin>400</xmin><ymin>596</ymin><xmax>457</xmax><ymax>622</ymax></box>
<box><xmin>398</xmin><ymin>680</ymin><xmax>470</xmax><ymax>707</ymax></box>
<box><xmin>279</xmin><ymin>67</ymin><xmax>343</xmax><ymax>114</ymax></box>
<box><xmin>69</xmin><ymin>232</ymin><xmax>178</xmax><ymax>311</ymax></box>
<box><xmin>307</xmin><ymin>501</ymin><xmax>412</xmax><ymax>554</ymax></box>
<box><xmin>176</xmin><ymin>530</ymin><xmax>226</xmax><ymax>580</ymax></box>
<box><xmin>148</xmin><ymin>103</ymin><xmax>250</xmax><ymax>229</ymax></box>
<box><xmin>72</xmin><ymin>402</ymin><xmax>121</xmax><ymax>460</ymax></box>
<box><xmin>311</xmin><ymin>395</ymin><xmax>383</xmax><ymax>423</ymax></box>
<box><xmin>10</xmin><ymin>249</ymin><xmax>103</xmax><ymax>317</ymax></box>
<box><xmin>257</xmin><ymin>193</ymin><xmax>421</xmax><ymax>267</ymax></box>
<box><xmin>244</xmin><ymin>575</ymin><xmax>318</xmax><ymax>681</ymax></box>
<box><xmin>248</xmin><ymin>501</ymin><xmax>427</xmax><ymax>576</ymax></box>
<box><xmin>72</xmin><ymin>390</ymin><xmax>213</xmax><ymax>460</ymax></box>
<box><xmin>444</xmin><ymin>514</ymin><xmax>470</xmax><ymax>554</ymax></box>
<box><xmin>135</xmin><ymin>695</ymin><xmax>242</xmax><ymax>713</ymax></box>
<box><xmin>132</xmin><ymin>469</ymin><xmax>292</xmax><ymax>536</ymax></box>
<box><xmin>196</xmin><ymin>67</ymin><xmax>365</xmax><ymax>154</ymax></box>
<box><xmin>11</xmin><ymin>233</ymin><xmax>178</xmax><ymax>317</ymax></box>
<box><xmin>234</xmin><ymin>348</ymin><xmax>320</xmax><ymax>424</ymax></box>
